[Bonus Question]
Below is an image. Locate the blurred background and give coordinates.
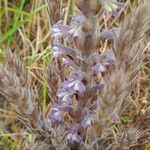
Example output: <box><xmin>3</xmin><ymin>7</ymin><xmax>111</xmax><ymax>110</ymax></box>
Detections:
<box><xmin>0</xmin><ymin>0</ymin><xmax>149</xmax><ymax>149</ymax></box>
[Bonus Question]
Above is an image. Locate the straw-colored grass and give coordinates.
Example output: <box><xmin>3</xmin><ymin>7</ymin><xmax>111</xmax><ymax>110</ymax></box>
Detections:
<box><xmin>0</xmin><ymin>0</ymin><xmax>149</xmax><ymax>149</ymax></box>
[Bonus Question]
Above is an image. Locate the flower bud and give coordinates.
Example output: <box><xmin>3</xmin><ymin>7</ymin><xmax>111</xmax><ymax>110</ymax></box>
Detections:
<box><xmin>76</xmin><ymin>0</ymin><xmax>102</xmax><ymax>15</ymax></box>
<box><xmin>82</xmin><ymin>19</ymin><xmax>93</xmax><ymax>33</ymax></box>
<box><xmin>74</xmin><ymin>18</ymin><xmax>97</xmax><ymax>55</ymax></box>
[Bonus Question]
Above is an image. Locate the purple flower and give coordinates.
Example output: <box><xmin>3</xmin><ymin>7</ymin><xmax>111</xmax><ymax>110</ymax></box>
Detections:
<box><xmin>95</xmin><ymin>83</ymin><xmax>105</xmax><ymax>90</ymax></box>
<box><xmin>91</xmin><ymin>50</ymin><xmax>116</xmax><ymax>74</ymax></box>
<box><xmin>94</xmin><ymin>63</ymin><xmax>107</xmax><ymax>73</ymax></box>
<box><xmin>52</xmin><ymin>20</ymin><xmax>69</xmax><ymax>39</ymax></box>
<box><xmin>71</xmin><ymin>15</ymin><xmax>86</xmax><ymax>27</ymax></box>
<box><xmin>90</xmin><ymin>53</ymin><xmax>107</xmax><ymax>73</ymax></box>
<box><xmin>57</xmin><ymin>84</ymin><xmax>75</xmax><ymax>104</ymax></box>
<box><xmin>62</xmin><ymin>58</ymin><xmax>78</xmax><ymax>69</ymax></box>
<box><xmin>66</xmin><ymin>15</ymin><xmax>86</xmax><ymax>41</ymax></box>
<box><xmin>52</xmin><ymin>20</ymin><xmax>82</xmax><ymax>43</ymax></box>
<box><xmin>66</xmin><ymin>126</ymin><xmax>82</xmax><ymax>144</ymax></box>
<box><xmin>49</xmin><ymin>103</ymin><xmax>63</xmax><ymax>125</ymax></box>
<box><xmin>49</xmin><ymin>102</ymin><xmax>72</xmax><ymax>126</ymax></box>
<box><xmin>81</xmin><ymin>108</ymin><xmax>93</xmax><ymax>127</ymax></box>
<box><xmin>100</xmin><ymin>49</ymin><xmax>116</xmax><ymax>64</ymax></box>
<box><xmin>51</xmin><ymin>20</ymin><xmax>83</xmax><ymax>58</ymax></box>
<box><xmin>101</xmin><ymin>0</ymin><xmax>124</xmax><ymax>16</ymax></box>
<box><xmin>52</xmin><ymin>46</ymin><xmax>61</xmax><ymax>58</ymax></box>
<box><xmin>52</xmin><ymin>44</ymin><xmax>77</xmax><ymax>58</ymax></box>
<box><xmin>67</xmin><ymin>70</ymin><xmax>86</xmax><ymax>93</ymax></box>
<box><xmin>53</xmin><ymin>38</ymin><xmax>60</xmax><ymax>47</ymax></box>
<box><xmin>61</xmin><ymin>103</ymin><xmax>73</xmax><ymax>112</ymax></box>
<box><xmin>100</xmin><ymin>27</ymin><xmax>120</xmax><ymax>40</ymax></box>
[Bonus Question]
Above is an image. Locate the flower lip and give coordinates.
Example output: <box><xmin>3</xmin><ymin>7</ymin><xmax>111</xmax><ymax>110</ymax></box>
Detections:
<box><xmin>81</xmin><ymin>108</ymin><xmax>93</xmax><ymax>127</ymax></box>
<box><xmin>56</xmin><ymin>85</ymin><xmax>75</xmax><ymax>105</ymax></box>
<box><xmin>52</xmin><ymin>20</ymin><xmax>69</xmax><ymax>34</ymax></box>
<box><xmin>101</xmin><ymin>0</ymin><xmax>124</xmax><ymax>16</ymax></box>
<box><xmin>90</xmin><ymin>50</ymin><xmax>116</xmax><ymax>73</ymax></box>
<box><xmin>49</xmin><ymin>103</ymin><xmax>63</xmax><ymax>125</ymax></box>
<box><xmin>52</xmin><ymin>44</ymin><xmax>77</xmax><ymax>58</ymax></box>
<box><xmin>67</xmin><ymin>70</ymin><xmax>86</xmax><ymax>93</ymax></box>
<box><xmin>66</xmin><ymin>125</ymin><xmax>82</xmax><ymax>145</ymax></box>
<box><xmin>71</xmin><ymin>15</ymin><xmax>86</xmax><ymax>27</ymax></box>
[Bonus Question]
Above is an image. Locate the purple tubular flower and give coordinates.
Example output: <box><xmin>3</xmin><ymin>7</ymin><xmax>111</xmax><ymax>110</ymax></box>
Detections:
<box><xmin>52</xmin><ymin>46</ymin><xmax>62</xmax><ymax>58</ymax></box>
<box><xmin>100</xmin><ymin>27</ymin><xmax>120</xmax><ymax>40</ymax></box>
<box><xmin>114</xmin><ymin>1</ymin><xmax>124</xmax><ymax>9</ymax></box>
<box><xmin>90</xmin><ymin>53</ymin><xmax>107</xmax><ymax>73</ymax></box>
<box><xmin>111</xmin><ymin>2</ymin><xmax>124</xmax><ymax>17</ymax></box>
<box><xmin>49</xmin><ymin>102</ymin><xmax>72</xmax><ymax>126</ymax></box>
<box><xmin>71</xmin><ymin>15</ymin><xmax>86</xmax><ymax>27</ymax></box>
<box><xmin>67</xmin><ymin>15</ymin><xmax>86</xmax><ymax>41</ymax></box>
<box><xmin>51</xmin><ymin>20</ymin><xmax>83</xmax><ymax>58</ymax></box>
<box><xmin>52</xmin><ymin>44</ymin><xmax>77</xmax><ymax>58</ymax></box>
<box><xmin>101</xmin><ymin>0</ymin><xmax>124</xmax><ymax>16</ymax></box>
<box><xmin>61</xmin><ymin>103</ymin><xmax>73</xmax><ymax>112</ymax></box>
<box><xmin>95</xmin><ymin>83</ymin><xmax>105</xmax><ymax>90</ymax></box>
<box><xmin>62</xmin><ymin>58</ymin><xmax>78</xmax><ymax>69</ymax></box>
<box><xmin>52</xmin><ymin>20</ymin><xmax>81</xmax><ymax>43</ymax></box>
<box><xmin>94</xmin><ymin>63</ymin><xmax>107</xmax><ymax>73</ymax></box>
<box><xmin>57</xmin><ymin>86</ymin><xmax>75</xmax><ymax>105</ymax></box>
<box><xmin>52</xmin><ymin>20</ymin><xmax>69</xmax><ymax>39</ymax></box>
<box><xmin>66</xmin><ymin>126</ymin><xmax>82</xmax><ymax>145</ymax></box>
<box><xmin>67</xmin><ymin>70</ymin><xmax>86</xmax><ymax>93</ymax></box>
<box><xmin>100</xmin><ymin>49</ymin><xmax>116</xmax><ymax>64</ymax></box>
<box><xmin>49</xmin><ymin>103</ymin><xmax>63</xmax><ymax>125</ymax></box>
<box><xmin>81</xmin><ymin>108</ymin><xmax>93</xmax><ymax>128</ymax></box>
<box><xmin>53</xmin><ymin>38</ymin><xmax>60</xmax><ymax>47</ymax></box>
<box><xmin>91</xmin><ymin>50</ymin><xmax>116</xmax><ymax>74</ymax></box>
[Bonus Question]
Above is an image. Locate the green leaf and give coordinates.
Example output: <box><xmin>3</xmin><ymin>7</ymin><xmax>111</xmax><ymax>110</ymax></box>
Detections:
<box><xmin>121</xmin><ymin>115</ymin><xmax>133</xmax><ymax>125</ymax></box>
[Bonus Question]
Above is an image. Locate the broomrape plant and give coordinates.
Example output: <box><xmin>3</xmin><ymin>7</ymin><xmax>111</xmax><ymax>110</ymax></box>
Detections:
<box><xmin>0</xmin><ymin>0</ymin><xmax>150</xmax><ymax>150</ymax></box>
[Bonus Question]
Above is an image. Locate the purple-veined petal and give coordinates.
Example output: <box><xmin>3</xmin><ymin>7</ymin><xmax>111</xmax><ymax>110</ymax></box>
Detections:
<box><xmin>68</xmin><ymin>70</ymin><xmax>84</xmax><ymax>81</ymax></box>
<box><xmin>92</xmin><ymin>50</ymin><xmax>116</xmax><ymax>73</ymax></box>
<box><xmin>61</xmin><ymin>103</ymin><xmax>73</xmax><ymax>112</ymax></box>
<box><xmin>57</xmin><ymin>91</ymin><xmax>68</xmax><ymax>97</ymax></box>
<box><xmin>95</xmin><ymin>83</ymin><xmax>105</xmax><ymax>90</ymax></box>
<box><xmin>67</xmin><ymin>80</ymin><xmax>85</xmax><ymax>93</ymax></box>
<box><xmin>51</xmin><ymin>20</ymin><xmax>79</xmax><ymax>43</ymax></box>
<box><xmin>94</xmin><ymin>63</ymin><xmax>106</xmax><ymax>73</ymax></box>
<box><xmin>67</xmin><ymin>80</ymin><xmax>76</xmax><ymax>88</ymax></box>
<box><xmin>57</xmin><ymin>44</ymin><xmax>76</xmax><ymax>55</ymax></box>
<box><xmin>100</xmin><ymin>27</ymin><xmax>120</xmax><ymax>40</ymax></box>
<box><xmin>71</xmin><ymin>15</ymin><xmax>86</xmax><ymax>27</ymax></box>
<box><xmin>67</xmin><ymin>70</ymin><xmax>85</xmax><ymax>92</ymax></box>
<box><xmin>52</xmin><ymin>20</ymin><xmax>69</xmax><ymax>37</ymax></box>
<box><xmin>61</xmin><ymin>80</ymin><xmax>70</xmax><ymax>89</ymax></box>
<box><xmin>52</xmin><ymin>44</ymin><xmax>77</xmax><ymax>58</ymax></box>
<box><xmin>61</xmin><ymin>58</ymin><xmax>78</xmax><ymax>69</ymax></box>
<box><xmin>52</xmin><ymin>32</ymin><xmax>63</xmax><ymax>39</ymax></box>
<box><xmin>74</xmin><ymin>81</ymin><xmax>80</xmax><ymax>91</ymax></box>
<box><xmin>49</xmin><ymin>103</ymin><xmax>63</xmax><ymax>125</ymax></box>
<box><xmin>57</xmin><ymin>87</ymin><xmax>75</xmax><ymax>104</ymax></box>
<box><xmin>53</xmin><ymin>38</ymin><xmax>60</xmax><ymax>47</ymax></box>
<box><xmin>74</xmin><ymin>81</ymin><xmax>86</xmax><ymax>93</ymax></box>
<box><xmin>52</xmin><ymin>46</ymin><xmax>61</xmax><ymax>58</ymax></box>
<box><xmin>67</xmin><ymin>126</ymin><xmax>82</xmax><ymax>144</ymax></box>
<box><xmin>66</xmin><ymin>15</ymin><xmax>86</xmax><ymax>41</ymax></box>
<box><xmin>81</xmin><ymin>117</ymin><xmax>92</xmax><ymax>127</ymax></box>
<box><xmin>101</xmin><ymin>0</ymin><xmax>124</xmax><ymax>15</ymax></box>
<box><xmin>81</xmin><ymin>108</ymin><xmax>93</xmax><ymax>127</ymax></box>
<box><xmin>68</xmin><ymin>26</ymin><xmax>83</xmax><ymax>39</ymax></box>
<box><xmin>62</xmin><ymin>94</ymin><xmax>72</xmax><ymax>104</ymax></box>
<box><xmin>100</xmin><ymin>49</ymin><xmax>116</xmax><ymax>64</ymax></box>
